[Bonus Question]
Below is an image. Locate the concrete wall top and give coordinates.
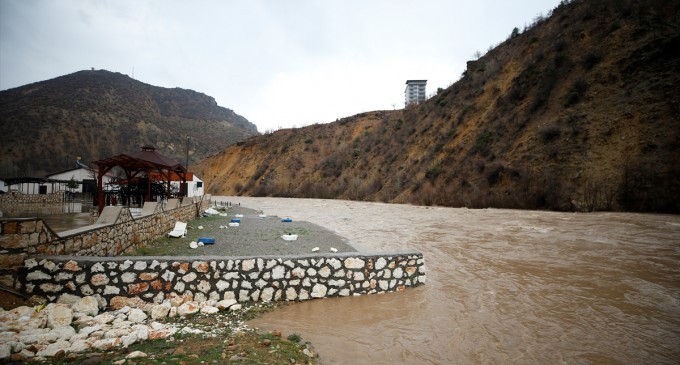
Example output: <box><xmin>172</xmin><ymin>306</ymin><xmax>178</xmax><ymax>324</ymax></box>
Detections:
<box><xmin>95</xmin><ymin>206</ymin><xmax>124</xmax><ymax>225</ymax></box>
<box><xmin>139</xmin><ymin>202</ymin><xmax>158</xmax><ymax>217</ymax></box>
<box><xmin>30</xmin><ymin>250</ymin><xmax>424</xmax><ymax>263</ymax></box>
<box><xmin>165</xmin><ymin>199</ymin><xmax>179</xmax><ymax>210</ymax></box>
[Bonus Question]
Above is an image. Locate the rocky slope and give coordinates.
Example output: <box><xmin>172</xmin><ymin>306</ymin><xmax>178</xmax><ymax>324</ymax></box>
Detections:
<box><xmin>0</xmin><ymin>69</ymin><xmax>258</xmax><ymax>177</ymax></box>
<box><xmin>0</xmin><ymin>294</ymin><xmax>245</xmax><ymax>362</ymax></box>
<box><xmin>194</xmin><ymin>0</ymin><xmax>679</xmax><ymax>212</ymax></box>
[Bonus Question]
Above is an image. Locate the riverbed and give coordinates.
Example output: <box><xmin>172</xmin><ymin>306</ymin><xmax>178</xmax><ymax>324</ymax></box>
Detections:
<box><xmin>228</xmin><ymin>197</ymin><xmax>680</xmax><ymax>365</ymax></box>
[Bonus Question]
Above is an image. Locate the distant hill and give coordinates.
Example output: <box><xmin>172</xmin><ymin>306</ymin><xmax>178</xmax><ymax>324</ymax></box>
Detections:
<box><xmin>194</xmin><ymin>0</ymin><xmax>680</xmax><ymax>212</ymax></box>
<box><xmin>0</xmin><ymin>69</ymin><xmax>258</xmax><ymax>177</ymax></box>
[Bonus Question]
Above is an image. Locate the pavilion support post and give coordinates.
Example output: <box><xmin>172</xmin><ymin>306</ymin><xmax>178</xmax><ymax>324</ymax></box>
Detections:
<box><xmin>146</xmin><ymin>171</ymin><xmax>151</xmax><ymax>205</ymax></box>
<box><xmin>97</xmin><ymin>163</ymin><xmax>105</xmax><ymax>214</ymax></box>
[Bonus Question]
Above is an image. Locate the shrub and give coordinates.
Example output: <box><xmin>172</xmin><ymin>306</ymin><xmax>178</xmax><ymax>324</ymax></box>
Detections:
<box><xmin>610</xmin><ymin>20</ymin><xmax>621</xmax><ymax>32</ymax></box>
<box><xmin>287</xmin><ymin>333</ymin><xmax>302</xmax><ymax>343</ymax></box>
<box><xmin>425</xmin><ymin>164</ymin><xmax>442</xmax><ymax>181</ymax></box>
<box><xmin>475</xmin><ymin>130</ymin><xmax>493</xmax><ymax>152</ymax></box>
<box><xmin>539</xmin><ymin>125</ymin><xmax>561</xmax><ymax>143</ymax></box>
<box><xmin>564</xmin><ymin>79</ymin><xmax>588</xmax><ymax>106</ymax></box>
<box><xmin>486</xmin><ymin>165</ymin><xmax>504</xmax><ymax>186</ymax></box>
<box><xmin>581</xmin><ymin>52</ymin><xmax>601</xmax><ymax>70</ymax></box>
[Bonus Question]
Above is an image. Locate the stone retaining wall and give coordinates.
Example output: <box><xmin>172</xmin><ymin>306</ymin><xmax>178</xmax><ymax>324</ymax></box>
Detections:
<box><xmin>19</xmin><ymin>252</ymin><xmax>426</xmax><ymax>306</ymax></box>
<box><xmin>0</xmin><ymin>191</ymin><xmax>64</xmax><ymax>206</ymax></box>
<box><xmin>0</xmin><ymin>197</ymin><xmax>211</xmax><ymax>287</ymax></box>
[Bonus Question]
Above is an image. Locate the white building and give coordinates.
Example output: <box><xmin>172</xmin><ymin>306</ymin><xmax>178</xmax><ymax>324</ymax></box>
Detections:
<box><xmin>1</xmin><ymin>165</ymin><xmax>116</xmax><ymax>196</ymax></box>
<box><xmin>47</xmin><ymin>167</ymin><xmax>95</xmax><ymax>194</ymax></box>
<box><xmin>405</xmin><ymin>80</ymin><xmax>427</xmax><ymax>106</ymax></box>
<box><xmin>169</xmin><ymin>173</ymin><xmax>204</xmax><ymax>197</ymax></box>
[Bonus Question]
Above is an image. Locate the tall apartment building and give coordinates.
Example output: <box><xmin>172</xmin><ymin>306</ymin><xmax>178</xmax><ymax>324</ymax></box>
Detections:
<box><xmin>404</xmin><ymin>80</ymin><xmax>427</xmax><ymax>106</ymax></box>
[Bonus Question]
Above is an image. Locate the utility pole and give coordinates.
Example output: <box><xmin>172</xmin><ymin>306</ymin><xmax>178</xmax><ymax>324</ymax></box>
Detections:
<box><xmin>184</xmin><ymin>136</ymin><xmax>191</xmax><ymax>198</ymax></box>
<box><xmin>185</xmin><ymin>136</ymin><xmax>190</xmax><ymax>171</ymax></box>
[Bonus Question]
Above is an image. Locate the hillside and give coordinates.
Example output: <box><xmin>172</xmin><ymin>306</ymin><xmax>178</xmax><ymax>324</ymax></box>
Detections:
<box><xmin>0</xmin><ymin>69</ymin><xmax>258</xmax><ymax>176</ymax></box>
<box><xmin>194</xmin><ymin>0</ymin><xmax>679</xmax><ymax>213</ymax></box>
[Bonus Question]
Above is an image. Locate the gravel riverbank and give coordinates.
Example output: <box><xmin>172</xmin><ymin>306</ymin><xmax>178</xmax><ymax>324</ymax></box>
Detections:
<box><xmin>129</xmin><ymin>205</ymin><xmax>356</xmax><ymax>257</ymax></box>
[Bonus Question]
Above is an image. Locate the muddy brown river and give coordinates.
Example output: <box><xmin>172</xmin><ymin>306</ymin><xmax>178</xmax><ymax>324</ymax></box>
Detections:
<box><xmin>0</xmin><ymin>203</ymin><xmax>93</xmax><ymax>232</ymax></box>
<box><xmin>224</xmin><ymin>197</ymin><xmax>680</xmax><ymax>365</ymax></box>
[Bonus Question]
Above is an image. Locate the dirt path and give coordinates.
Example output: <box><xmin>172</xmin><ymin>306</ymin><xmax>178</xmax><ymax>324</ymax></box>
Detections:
<box><xmin>128</xmin><ymin>205</ymin><xmax>356</xmax><ymax>257</ymax></box>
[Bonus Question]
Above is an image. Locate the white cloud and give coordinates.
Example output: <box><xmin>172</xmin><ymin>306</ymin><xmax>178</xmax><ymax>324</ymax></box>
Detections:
<box><xmin>0</xmin><ymin>0</ymin><xmax>560</xmax><ymax>133</ymax></box>
<box><xmin>247</xmin><ymin>56</ymin><xmax>461</xmax><ymax>132</ymax></box>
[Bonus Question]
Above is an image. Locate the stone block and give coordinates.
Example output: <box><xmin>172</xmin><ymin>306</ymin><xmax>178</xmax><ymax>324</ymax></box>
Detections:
<box><xmin>0</xmin><ymin>253</ymin><xmax>26</xmax><ymax>269</ymax></box>
<box><xmin>19</xmin><ymin>221</ymin><xmax>37</xmax><ymax>234</ymax></box>
<box><xmin>3</xmin><ymin>222</ymin><xmax>18</xmax><ymax>234</ymax></box>
<box><xmin>0</xmin><ymin>234</ymin><xmax>26</xmax><ymax>249</ymax></box>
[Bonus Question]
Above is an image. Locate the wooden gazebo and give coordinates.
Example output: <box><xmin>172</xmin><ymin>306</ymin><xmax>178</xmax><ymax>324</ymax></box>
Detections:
<box><xmin>93</xmin><ymin>146</ymin><xmax>187</xmax><ymax>213</ymax></box>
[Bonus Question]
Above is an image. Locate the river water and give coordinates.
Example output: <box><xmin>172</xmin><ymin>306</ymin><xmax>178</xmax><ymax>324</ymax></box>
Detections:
<box><xmin>0</xmin><ymin>203</ymin><xmax>93</xmax><ymax>232</ymax></box>
<box><xmin>222</xmin><ymin>197</ymin><xmax>680</xmax><ymax>365</ymax></box>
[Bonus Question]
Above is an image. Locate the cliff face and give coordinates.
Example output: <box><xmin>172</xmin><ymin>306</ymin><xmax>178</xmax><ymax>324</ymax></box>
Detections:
<box><xmin>0</xmin><ymin>69</ymin><xmax>258</xmax><ymax>176</ymax></box>
<box><xmin>199</xmin><ymin>0</ymin><xmax>678</xmax><ymax>212</ymax></box>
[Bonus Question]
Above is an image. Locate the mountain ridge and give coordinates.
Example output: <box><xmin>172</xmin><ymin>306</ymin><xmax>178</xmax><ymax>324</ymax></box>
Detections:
<box><xmin>0</xmin><ymin>69</ymin><xmax>258</xmax><ymax>176</ymax></box>
<box><xmin>194</xmin><ymin>0</ymin><xmax>680</xmax><ymax>212</ymax></box>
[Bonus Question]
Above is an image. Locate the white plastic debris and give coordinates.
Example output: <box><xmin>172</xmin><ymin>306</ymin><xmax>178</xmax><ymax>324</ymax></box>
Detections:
<box><xmin>330</xmin><ymin>247</ymin><xmax>338</xmax><ymax>253</ymax></box>
<box><xmin>189</xmin><ymin>241</ymin><xmax>198</xmax><ymax>249</ymax></box>
<box><xmin>204</xmin><ymin>208</ymin><xmax>219</xmax><ymax>215</ymax></box>
<box><xmin>281</xmin><ymin>234</ymin><xmax>298</xmax><ymax>241</ymax></box>
<box><xmin>228</xmin><ymin>222</ymin><xmax>240</xmax><ymax>227</ymax></box>
<box><xmin>311</xmin><ymin>247</ymin><xmax>319</xmax><ymax>252</ymax></box>
<box><xmin>198</xmin><ymin>225</ymin><xmax>204</xmax><ymax>230</ymax></box>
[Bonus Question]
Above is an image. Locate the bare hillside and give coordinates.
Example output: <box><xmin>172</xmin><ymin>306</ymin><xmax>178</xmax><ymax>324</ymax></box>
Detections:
<box><xmin>195</xmin><ymin>0</ymin><xmax>680</xmax><ymax>212</ymax></box>
<box><xmin>0</xmin><ymin>69</ymin><xmax>258</xmax><ymax>176</ymax></box>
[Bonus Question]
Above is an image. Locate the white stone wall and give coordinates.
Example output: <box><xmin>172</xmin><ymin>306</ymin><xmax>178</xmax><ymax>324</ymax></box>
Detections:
<box><xmin>0</xmin><ymin>191</ymin><xmax>64</xmax><ymax>206</ymax></box>
<box><xmin>20</xmin><ymin>253</ymin><xmax>426</xmax><ymax>306</ymax></box>
<box><xmin>0</xmin><ymin>199</ymin><xmax>210</xmax><ymax>288</ymax></box>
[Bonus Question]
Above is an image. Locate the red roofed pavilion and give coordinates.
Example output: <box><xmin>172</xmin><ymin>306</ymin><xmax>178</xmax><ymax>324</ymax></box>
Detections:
<box><xmin>93</xmin><ymin>146</ymin><xmax>187</xmax><ymax>213</ymax></box>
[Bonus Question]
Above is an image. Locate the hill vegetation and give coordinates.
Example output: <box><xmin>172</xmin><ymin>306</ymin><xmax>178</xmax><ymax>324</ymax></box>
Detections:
<box><xmin>0</xmin><ymin>70</ymin><xmax>258</xmax><ymax>177</ymax></box>
<box><xmin>194</xmin><ymin>0</ymin><xmax>680</xmax><ymax>213</ymax></box>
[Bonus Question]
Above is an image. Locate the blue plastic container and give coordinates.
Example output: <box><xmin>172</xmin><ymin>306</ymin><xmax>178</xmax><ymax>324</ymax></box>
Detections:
<box><xmin>197</xmin><ymin>237</ymin><xmax>215</xmax><ymax>245</ymax></box>
<box><xmin>230</xmin><ymin>218</ymin><xmax>241</xmax><ymax>223</ymax></box>
<box><xmin>281</xmin><ymin>218</ymin><xmax>293</xmax><ymax>223</ymax></box>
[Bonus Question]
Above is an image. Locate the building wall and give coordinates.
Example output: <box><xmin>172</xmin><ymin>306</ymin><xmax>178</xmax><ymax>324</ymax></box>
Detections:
<box><xmin>48</xmin><ymin>168</ymin><xmax>93</xmax><ymax>183</ymax></box>
<box><xmin>48</xmin><ymin>168</ymin><xmax>114</xmax><ymax>194</ymax></box>
<box><xmin>170</xmin><ymin>176</ymin><xmax>204</xmax><ymax>197</ymax></box>
<box><xmin>405</xmin><ymin>80</ymin><xmax>427</xmax><ymax>106</ymax></box>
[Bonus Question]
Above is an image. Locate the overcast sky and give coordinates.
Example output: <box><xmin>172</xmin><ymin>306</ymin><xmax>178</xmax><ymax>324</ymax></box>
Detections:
<box><xmin>1</xmin><ymin>0</ymin><xmax>559</xmax><ymax>133</ymax></box>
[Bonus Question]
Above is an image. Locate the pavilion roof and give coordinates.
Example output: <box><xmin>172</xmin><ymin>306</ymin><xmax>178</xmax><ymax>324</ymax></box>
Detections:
<box><xmin>92</xmin><ymin>145</ymin><xmax>187</xmax><ymax>214</ymax></box>
<box><xmin>94</xmin><ymin>145</ymin><xmax>186</xmax><ymax>174</ymax></box>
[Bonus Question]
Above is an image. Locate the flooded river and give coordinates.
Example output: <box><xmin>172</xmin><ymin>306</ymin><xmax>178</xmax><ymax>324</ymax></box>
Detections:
<box><xmin>0</xmin><ymin>203</ymin><xmax>93</xmax><ymax>232</ymax></box>
<box><xmin>224</xmin><ymin>197</ymin><xmax>680</xmax><ymax>364</ymax></box>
